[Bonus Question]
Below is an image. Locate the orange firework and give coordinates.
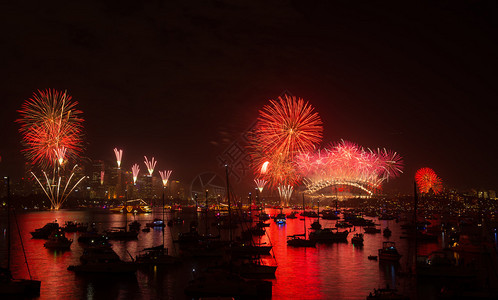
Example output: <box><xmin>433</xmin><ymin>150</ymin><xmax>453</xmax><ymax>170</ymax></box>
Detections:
<box><xmin>249</xmin><ymin>95</ymin><xmax>323</xmax><ymax>189</ymax></box>
<box><xmin>17</xmin><ymin>89</ymin><xmax>84</xmax><ymax>168</ymax></box>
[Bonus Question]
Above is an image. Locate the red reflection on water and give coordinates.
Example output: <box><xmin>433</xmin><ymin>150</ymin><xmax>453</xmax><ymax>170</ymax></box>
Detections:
<box><xmin>1</xmin><ymin>208</ymin><xmax>435</xmax><ymax>299</ymax></box>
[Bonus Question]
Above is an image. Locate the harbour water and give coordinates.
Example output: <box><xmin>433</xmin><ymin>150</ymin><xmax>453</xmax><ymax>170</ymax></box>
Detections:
<box><xmin>1</xmin><ymin>208</ymin><xmax>444</xmax><ymax>299</ymax></box>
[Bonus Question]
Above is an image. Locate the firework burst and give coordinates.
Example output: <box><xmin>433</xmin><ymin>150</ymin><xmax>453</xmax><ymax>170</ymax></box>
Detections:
<box><xmin>249</xmin><ymin>95</ymin><xmax>323</xmax><ymax>200</ymax></box>
<box><xmin>297</xmin><ymin>140</ymin><xmax>403</xmax><ymax>196</ymax></box>
<box><xmin>159</xmin><ymin>170</ymin><xmax>173</xmax><ymax>187</ymax></box>
<box><xmin>17</xmin><ymin>89</ymin><xmax>84</xmax><ymax>168</ymax></box>
<box><xmin>415</xmin><ymin>167</ymin><xmax>442</xmax><ymax>195</ymax></box>
<box><xmin>254</xmin><ymin>178</ymin><xmax>267</xmax><ymax>193</ymax></box>
<box><xmin>132</xmin><ymin>164</ymin><xmax>140</xmax><ymax>185</ymax></box>
<box><xmin>144</xmin><ymin>156</ymin><xmax>157</xmax><ymax>176</ymax></box>
<box><xmin>18</xmin><ymin>89</ymin><xmax>85</xmax><ymax>210</ymax></box>
<box><xmin>114</xmin><ymin>148</ymin><xmax>123</xmax><ymax>169</ymax></box>
<box><xmin>254</xmin><ymin>95</ymin><xmax>322</xmax><ymax>157</ymax></box>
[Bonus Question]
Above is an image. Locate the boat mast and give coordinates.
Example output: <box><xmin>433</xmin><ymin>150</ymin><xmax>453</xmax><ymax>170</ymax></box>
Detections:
<box><xmin>225</xmin><ymin>165</ymin><xmax>232</xmax><ymax>242</ymax></box>
<box><xmin>413</xmin><ymin>181</ymin><xmax>418</xmax><ymax>274</ymax></box>
<box><xmin>162</xmin><ymin>187</ymin><xmax>165</xmax><ymax>247</ymax></box>
<box><xmin>205</xmin><ymin>189</ymin><xmax>208</xmax><ymax>236</ymax></box>
<box><xmin>6</xmin><ymin>176</ymin><xmax>11</xmax><ymax>271</ymax></box>
<box><xmin>302</xmin><ymin>193</ymin><xmax>306</xmax><ymax>236</ymax></box>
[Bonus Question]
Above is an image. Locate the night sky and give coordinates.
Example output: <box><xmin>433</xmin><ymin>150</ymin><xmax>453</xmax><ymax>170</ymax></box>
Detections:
<box><xmin>1</xmin><ymin>1</ymin><xmax>497</xmax><ymax>194</ymax></box>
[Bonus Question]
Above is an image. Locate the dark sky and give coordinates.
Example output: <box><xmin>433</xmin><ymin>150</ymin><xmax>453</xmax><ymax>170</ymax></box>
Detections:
<box><xmin>0</xmin><ymin>1</ymin><xmax>497</xmax><ymax>194</ymax></box>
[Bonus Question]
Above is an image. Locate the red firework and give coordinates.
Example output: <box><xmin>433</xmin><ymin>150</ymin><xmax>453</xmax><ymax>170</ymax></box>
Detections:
<box><xmin>17</xmin><ymin>89</ymin><xmax>84</xmax><ymax>168</ymax></box>
<box><xmin>255</xmin><ymin>95</ymin><xmax>323</xmax><ymax>156</ymax></box>
<box><xmin>415</xmin><ymin>167</ymin><xmax>442</xmax><ymax>195</ymax></box>
<box><xmin>250</xmin><ymin>95</ymin><xmax>323</xmax><ymax>187</ymax></box>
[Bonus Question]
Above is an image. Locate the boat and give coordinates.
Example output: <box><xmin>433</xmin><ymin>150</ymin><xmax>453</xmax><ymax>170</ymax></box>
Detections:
<box><xmin>30</xmin><ymin>221</ymin><xmax>59</xmax><ymax>239</ymax></box>
<box><xmin>135</xmin><ymin>245</ymin><xmax>181</xmax><ymax>266</ymax></box>
<box><xmin>366</xmin><ymin>285</ymin><xmax>409</xmax><ymax>299</ymax></box>
<box><xmin>287</xmin><ymin>234</ymin><xmax>317</xmax><ymax>247</ymax></box>
<box><xmin>258</xmin><ymin>212</ymin><xmax>270</xmax><ymax>221</ymax></box>
<box><xmin>105</xmin><ymin>227</ymin><xmax>138</xmax><ymax>240</ymax></box>
<box><xmin>286</xmin><ymin>211</ymin><xmax>298</xmax><ymax>219</ymax></box>
<box><xmin>69</xmin><ymin>244</ymin><xmax>137</xmax><ymax>274</ymax></box>
<box><xmin>62</xmin><ymin>221</ymin><xmax>88</xmax><ymax>232</ymax></box>
<box><xmin>310</xmin><ymin>220</ymin><xmax>322</xmax><ymax>230</ymax></box>
<box><xmin>273</xmin><ymin>211</ymin><xmax>286</xmax><ymax>224</ymax></box>
<box><xmin>416</xmin><ymin>249</ymin><xmax>477</xmax><ymax>278</ymax></box>
<box><xmin>256</xmin><ymin>221</ymin><xmax>270</xmax><ymax>228</ymax></box>
<box><xmin>383</xmin><ymin>227</ymin><xmax>392</xmax><ymax>237</ymax></box>
<box><xmin>1</xmin><ymin>177</ymin><xmax>41</xmax><ymax>297</ymax></box>
<box><xmin>378</xmin><ymin>241</ymin><xmax>402</xmax><ymax>261</ymax></box>
<box><xmin>128</xmin><ymin>220</ymin><xmax>141</xmax><ymax>232</ymax></box>
<box><xmin>235</xmin><ymin>259</ymin><xmax>277</xmax><ymax>278</ymax></box>
<box><xmin>109</xmin><ymin>198</ymin><xmax>152</xmax><ymax>213</ymax></box>
<box><xmin>351</xmin><ymin>233</ymin><xmax>364</xmax><ymax>246</ymax></box>
<box><xmin>44</xmin><ymin>229</ymin><xmax>73</xmax><ymax>250</ymax></box>
<box><xmin>364</xmin><ymin>226</ymin><xmax>381</xmax><ymax>234</ymax></box>
<box><xmin>229</xmin><ymin>242</ymin><xmax>272</xmax><ymax>257</ymax></box>
<box><xmin>77</xmin><ymin>226</ymin><xmax>107</xmax><ymax>244</ymax></box>
<box><xmin>145</xmin><ymin>218</ymin><xmax>166</xmax><ymax>228</ymax></box>
<box><xmin>288</xmin><ymin>194</ymin><xmax>317</xmax><ymax>248</ymax></box>
<box><xmin>184</xmin><ymin>269</ymin><xmax>272</xmax><ymax>299</ymax></box>
<box><xmin>0</xmin><ymin>268</ymin><xmax>41</xmax><ymax>297</ymax></box>
<box><xmin>309</xmin><ymin>228</ymin><xmax>349</xmax><ymax>243</ymax></box>
<box><xmin>335</xmin><ymin>221</ymin><xmax>353</xmax><ymax>228</ymax></box>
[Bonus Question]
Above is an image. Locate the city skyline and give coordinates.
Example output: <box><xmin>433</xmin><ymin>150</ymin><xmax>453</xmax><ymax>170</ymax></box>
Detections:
<box><xmin>0</xmin><ymin>2</ymin><xmax>497</xmax><ymax>194</ymax></box>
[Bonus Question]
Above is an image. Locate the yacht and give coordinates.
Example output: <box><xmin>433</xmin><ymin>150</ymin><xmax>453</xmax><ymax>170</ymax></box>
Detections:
<box><xmin>378</xmin><ymin>241</ymin><xmax>402</xmax><ymax>261</ymax></box>
<box><xmin>135</xmin><ymin>245</ymin><xmax>181</xmax><ymax>266</ymax></box>
<box><xmin>351</xmin><ymin>233</ymin><xmax>364</xmax><ymax>246</ymax></box>
<box><xmin>69</xmin><ymin>244</ymin><xmax>137</xmax><ymax>274</ymax></box>
<box><xmin>287</xmin><ymin>234</ymin><xmax>316</xmax><ymax>247</ymax></box>
<box><xmin>309</xmin><ymin>228</ymin><xmax>348</xmax><ymax>243</ymax></box>
<box><xmin>44</xmin><ymin>229</ymin><xmax>73</xmax><ymax>250</ymax></box>
<box><xmin>30</xmin><ymin>221</ymin><xmax>59</xmax><ymax>239</ymax></box>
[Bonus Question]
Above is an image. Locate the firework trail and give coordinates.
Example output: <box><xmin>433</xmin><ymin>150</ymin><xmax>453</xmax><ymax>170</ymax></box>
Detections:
<box><xmin>415</xmin><ymin>167</ymin><xmax>442</xmax><ymax>194</ymax></box>
<box><xmin>260</xmin><ymin>161</ymin><xmax>269</xmax><ymax>174</ymax></box>
<box><xmin>17</xmin><ymin>89</ymin><xmax>84</xmax><ymax>168</ymax></box>
<box><xmin>277</xmin><ymin>185</ymin><xmax>294</xmax><ymax>206</ymax></box>
<box><xmin>144</xmin><ymin>156</ymin><xmax>157</xmax><ymax>176</ymax></box>
<box><xmin>254</xmin><ymin>178</ymin><xmax>267</xmax><ymax>193</ymax></box>
<box><xmin>132</xmin><ymin>164</ymin><xmax>140</xmax><ymax>185</ymax></box>
<box><xmin>159</xmin><ymin>170</ymin><xmax>173</xmax><ymax>187</ymax></box>
<box><xmin>54</xmin><ymin>146</ymin><xmax>67</xmax><ymax>166</ymax></box>
<box><xmin>114</xmin><ymin>148</ymin><xmax>123</xmax><ymax>168</ymax></box>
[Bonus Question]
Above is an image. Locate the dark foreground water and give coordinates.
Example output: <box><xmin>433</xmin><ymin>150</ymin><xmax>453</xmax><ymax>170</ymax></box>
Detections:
<box><xmin>1</xmin><ymin>208</ymin><xmax>441</xmax><ymax>299</ymax></box>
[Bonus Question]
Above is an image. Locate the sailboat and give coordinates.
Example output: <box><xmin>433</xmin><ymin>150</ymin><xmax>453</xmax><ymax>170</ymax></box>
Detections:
<box><xmin>136</xmin><ymin>187</ymin><xmax>180</xmax><ymax>265</ymax></box>
<box><xmin>287</xmin><ymin>194</ymin><xmax>316</xmax><ymax>247</ymax></box>
<box><xmin>0</xmin><ymin>177</ymin><xmax>41</xmax><ymax>297</ymax></box>
<box><xmin>105</xmin><ymin>210</ymin><xmax>138</xmax><ymax>240</ymax></box>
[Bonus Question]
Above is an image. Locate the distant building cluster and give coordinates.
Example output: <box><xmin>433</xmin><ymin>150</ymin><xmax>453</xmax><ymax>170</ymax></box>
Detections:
<box><xmin>0</xmin><ymin>160</ymin><xmax>187</xmax><ymax>201</ymax></box>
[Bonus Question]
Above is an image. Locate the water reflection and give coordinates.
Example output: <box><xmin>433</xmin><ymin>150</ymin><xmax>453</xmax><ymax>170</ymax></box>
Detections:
<box><xmin>0</xmin><ymin>208</ymin><xmax>432</xmax><ymax>299</ymax></box>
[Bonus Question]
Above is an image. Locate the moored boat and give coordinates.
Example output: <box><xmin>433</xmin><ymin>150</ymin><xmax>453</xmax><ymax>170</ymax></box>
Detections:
<box><xmin>287</xmin><ymin>234</ymin><xmax>316</xmax><ymax>247</ymax></box>
<box><xmin>30</xmin><ymin>221</ymin><xmax>59</xmax><ymax>239</ymax></box>
<box><xmin>309</xmin><ymin>228</ymin><xmax>349</xmax><ymax>243</ymax></box>
<box><xmin>351</xmin><ymin>233</ymin><xmax>364</xmax><ymax>246</ymax></box>
<box><xmin>69</xmin><ymin>244</ymin><xmax>137</xmax><ymax>274</ymax></box>
<box><xmin>44</xmin><ymin>229</ymin><xmax>73</xmax><ymax>250</ymax></box>
<box><xmin>135</xmin><ymin>245</ymin><xmax>181</xmax><ymax>266</ymax></box>
<box><xmin>378</xmin><ymin>241</ymin><xmax>402</xmax><ymax>261</ymax></box>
